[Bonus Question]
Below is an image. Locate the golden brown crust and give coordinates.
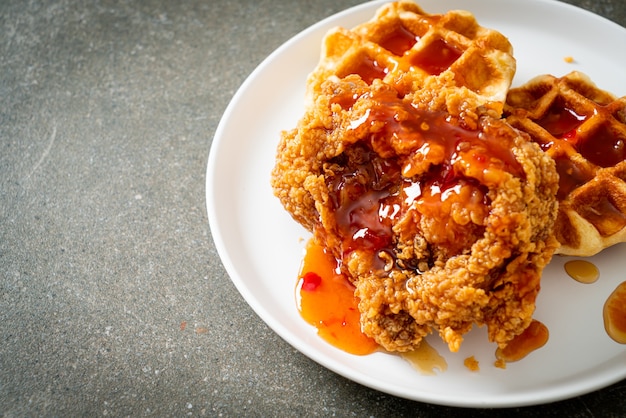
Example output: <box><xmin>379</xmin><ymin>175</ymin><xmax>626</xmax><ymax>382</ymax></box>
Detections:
<box><xmin>272</xmin><ymin>77</ymin><xmax>559</xmax><ymax>352</ymax></box>
<box><xmin>505</xmin><ymin>71</ymin><xmax>626</xmax><ymax>256</ymax></box>
<box><xmin>272</xmin><ymin>1</ymin><xmax>560</xmax><ymax>354</ymax></box>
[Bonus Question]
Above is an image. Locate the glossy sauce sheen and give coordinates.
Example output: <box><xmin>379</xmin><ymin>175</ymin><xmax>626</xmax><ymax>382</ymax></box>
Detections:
<box><xmin>536</xmin><ymin>102</ymin><xmax>626</xmax><ymax>169</ymax></box>
<box><xmin>347</xmin><ymin>25</ymin><xmax>462</xmax><ymax>85</ymax></box>
<box><xmin>347</xmin><ymin>56</ymin><xmax>389</xmax><ymax>85</ymax></box>
<box><xmin>538</xmin><ymin>103</ymin><xmax>587</xmax><ymax>137</ymax></box>
<box><xmin>297</xmin><ymin>239</ymin><xmax>450</xmax><ymax>373</ymax></box>
<box><xmin>579</xmin><ymin>196</ymin><xmax>626</xmax><ymax>237</ymax></box>
<box><xmin>410</xmin><ymin>38</ymin><xmax>462</xmax><ymax>75</ymax></box>
<box><xmin>296</xmin><ymin>240</ymin><xmax>379</xmax><ymax>355</ymax></box>
<box><xmin>400</xmin><ymin>341</ymin><xmax>447</xmax><ymax>375</ymax></box>
<box><xmin>327</xmin><ymin>88</ymin><xmax>522</xmax><ymax>261</ymax></box>
<box><xmin>561</xmin><ymin>260</ymin><xmax>626</xmax><ymax>345</ymax></box>
<box><xmin>379</xmin><ymin>25</ymin><xmax>419</xmax><ymax>56</ymax></box>
<box><xmin>603</xmin><ymin>281</ymin><xmax>626</xmax><ymax>344</ymax></box>
<box><xmin>578</xmin><ymin>124</ymin><xmax>626</xmax><ymax>168</ymax></box>
<box><xmin>553</xmin><ymin>155</ymin><xmax>594</xmax><ymax>200</ymax></box>
<box><xmin>564</xmin><ymin>259</ymin><xmax>599</xmax><ymax>283</ymax></box>
<box><xmin>495</xmin><ymin>320</ymin><xmax>549</xmax><ymax>363</ymax></box>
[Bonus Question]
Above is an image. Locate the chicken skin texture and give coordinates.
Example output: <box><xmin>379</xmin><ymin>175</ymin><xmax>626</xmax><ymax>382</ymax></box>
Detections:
<box><xmin>272</xmin><ymin>78</ymin><xmax>559</xmax><ymax>352</ymax></box>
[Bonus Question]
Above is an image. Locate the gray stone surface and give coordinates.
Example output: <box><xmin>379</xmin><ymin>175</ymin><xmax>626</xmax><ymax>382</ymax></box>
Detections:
<box><xmin>1</xmin><ymin>0</ymin><xmax>625</xmax><ymax>416</ymax></box>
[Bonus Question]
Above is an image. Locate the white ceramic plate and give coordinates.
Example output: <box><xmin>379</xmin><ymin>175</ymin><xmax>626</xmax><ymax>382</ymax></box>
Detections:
<box><xmin>207</xmin><ymin>0</ymin><xmax>626</xmax><ymax>408</ymax></box>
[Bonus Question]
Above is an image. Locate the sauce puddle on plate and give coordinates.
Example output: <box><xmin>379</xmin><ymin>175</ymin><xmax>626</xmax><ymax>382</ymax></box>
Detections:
<box><xmin>400</xmin><ymin>340</ymin><xmax>447</xmax><ymax>375</ymax></box>
<box><xmin>296</xmin><ymin>239</ymin><xmax>379</xmax><ymax>355</ymax></box>
<box><xmin>296</xmin><ymin>239</ymin><xmax>448</xmax><ymax>371</ymax></box>
<box><xmin>295</xmin><ymin>240</ymin><xmax>617</xmax><ymax>369</ymax></box>
<box><xmin>564</xmin><ymin>259</ymin><xmax>599</xmax><ymax>284</ymax></box>
<box><xmin>495</xmin><ymin>320</ymin><xmax>549</xmax><ymax>367</ymax></box>
<box><xmin>604</xmin><ymin>281</ymin><xmax>626</xmax><ymax>344</ymax></box>
<box><xmin>561</xmin><ymin>259</ymin><xmax>626</xmax><ymax>345</ymax></box>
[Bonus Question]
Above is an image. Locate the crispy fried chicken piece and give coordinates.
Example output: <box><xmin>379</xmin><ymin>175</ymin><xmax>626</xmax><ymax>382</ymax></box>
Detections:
<box><xmin>272</xmin><ymin>78</ymin><xmax>559</xmax><ymax>352</ymax></box>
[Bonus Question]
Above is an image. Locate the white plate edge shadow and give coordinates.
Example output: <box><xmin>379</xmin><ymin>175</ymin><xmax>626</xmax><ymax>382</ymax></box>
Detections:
<box><xmin>206</xmin><ymin>0</ymin><xmax>626</xmax><ymax>408</ymax></box>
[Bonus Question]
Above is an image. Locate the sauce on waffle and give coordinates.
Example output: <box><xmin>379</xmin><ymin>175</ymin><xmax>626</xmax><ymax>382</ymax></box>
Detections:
<box><xmin>505</xmin><ymin>71</ymin><xmax>626</xmax><ymax>256</ymax></box>
<box><xmin>307</xmin><ymin>1</ymin><xmax>516</xmax><ymax>113</ymax></box>
<box><xmin>410</xmin><ymin>38</ymin><xmax>462</xmax><ymax>76</ymax></box>
<box><xmin>379</xmin><ymin>25</ymin><xmax>418</xmax><ymax>56</ymax></box>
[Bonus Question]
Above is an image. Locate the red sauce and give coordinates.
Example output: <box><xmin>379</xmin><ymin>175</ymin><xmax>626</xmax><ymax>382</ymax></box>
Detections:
<box><xmin>409</xmin><ymin>37</ymin><xmax>462</xmax><ymax>75</ymax></box>
<box><xmin>326</xmin><ymin>89</ymin><xmax>522</xmax><ymax>261</ymax></box>
<box><xmin>330</xmin><ymin>91</ymin><xmax>359</xmax><ymax>111</ymax></box>
<box><xmin>604</xmin><ymin>281</ymin><xmax>626</xmax><ymax>344</ymax></box>
<box><xmin>326</xmin><ymin>145</ymin><xmax>399</xmax><ymax>264</ymax></box>
<box><xmin>535</xmin><ymin>101</ymin><xmax>626</xmax><ymax>169</ymax></box>
<box><xmin>379</xmin><ymin>25</ymin><xmax>419</xmax><ymax>56</ymax></box>
<box><xmin>578</xmin><ymin>124</ymin><xmax>626</xmax><ymax>168</ymax></box>
<box><xmin>553</xmin><ymin>154</ymin><xmax>594</xmax><ymax>199</ymax></box>
<box><xmin>340</xmin><ymin>26</ymin><xmax>464</xmax><ymax>85</ymax></box>
<box><xmin>579</xmin><ymin>195</ymin><xmax>626</xmax><ymax>237</ymax></box>
<box><xmin>495</xmin><ymin>320</ymin><xmax>549</xmax><ymax>363</ymax></box>
<box><xmin>537</xmin><ymin>102</ymin><xmax>587</xmax><ymax>137</ymax></box>
<box><xmin>412</xmin><ymin>170</ymin><xmax>489</xmax><ymax>256</ymax></box>
<box><xmin>296</xmin><ymin>239</ymin><xmax>379</xmax><ymax>355</ymax></box>
<box><xmin>342</xmin><ymin>55</ymin><xmax>389</xmax><ymax>85</ymax></box>
<box><xmin>365</xmin><ymin>91</ymin><xmax>523</xmax><ymax>179</ymax></box>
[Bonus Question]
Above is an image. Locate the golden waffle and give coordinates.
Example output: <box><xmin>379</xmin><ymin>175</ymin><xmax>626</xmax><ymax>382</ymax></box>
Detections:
<box><xmin>306</xmin><ymin>1</ymin><xmax>516</xmax><ymax>116</ymax></box>
<box><xmin>505</xmin><ymin>71</ymin><xmax>626</xmax><ymax>256</ymax></box>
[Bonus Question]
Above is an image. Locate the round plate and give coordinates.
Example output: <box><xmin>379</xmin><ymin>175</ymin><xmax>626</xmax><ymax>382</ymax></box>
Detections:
<box><xmin>207</xmin><ymin>0</ymin><xmax>626</xmax><ymax>407</ymax></box>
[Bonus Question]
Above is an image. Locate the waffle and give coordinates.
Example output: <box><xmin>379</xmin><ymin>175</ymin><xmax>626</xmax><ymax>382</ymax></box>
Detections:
<box><xmin>306</xmin><ymin>0</ymin><xmax>516</xmax><ymax>117</ymax></box>
<box><xmin>505</xmin><ymin>71</ymin><xmax>626</xmax><ymax>256</ymax></box>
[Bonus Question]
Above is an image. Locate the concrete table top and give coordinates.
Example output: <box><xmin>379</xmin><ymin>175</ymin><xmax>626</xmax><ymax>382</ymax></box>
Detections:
<box><xmin>2</xmin><ymin>0</ymin><xmax>625</xmax><ymax>415</ymax></box>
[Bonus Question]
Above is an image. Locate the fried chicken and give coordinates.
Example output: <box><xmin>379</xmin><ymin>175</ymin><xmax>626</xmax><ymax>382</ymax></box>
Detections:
<box><xmin>272</xmin><ymin>77</ymin><xmax>559</xmax><ymax>352</ymax></box>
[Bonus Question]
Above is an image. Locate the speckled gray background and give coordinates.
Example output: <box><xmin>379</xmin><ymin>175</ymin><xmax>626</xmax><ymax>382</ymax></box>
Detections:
<box><xmin>2</xmin><ymin>0</ymin><xmax>626</xmax><ymax>416</ymax></box>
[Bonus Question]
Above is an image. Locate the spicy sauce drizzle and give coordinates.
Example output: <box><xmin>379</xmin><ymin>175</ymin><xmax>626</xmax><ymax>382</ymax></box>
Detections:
<box><xmin>326</xmin><ymin>88</ymin><xmax>522</xmax><ymax>264</ymax></box>
<box><xmin>339</xmin><ymin>24</ymin><xmax>463</xmax><ymax>88</ymax></box>
<box><xmin>296</xmin><ymin>239</ymin><xmax>449</xmax><ymax>371</ymax></box>
<box><xmin>296</xmin><ymin>239</ymin><xmax>379</xmax><ymax>355</ymax></box>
